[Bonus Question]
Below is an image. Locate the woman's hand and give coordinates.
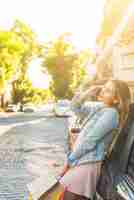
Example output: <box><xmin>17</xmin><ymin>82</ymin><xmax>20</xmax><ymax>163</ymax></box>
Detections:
<box><xmin>58</xmin><ymin>162</ymin><xmax>70</xmax><ymax>178</ymax></box>
<box><xmin>87</xmin><ymin>85</ymin><xmax>102</xmax><ymax>97</ymax></box>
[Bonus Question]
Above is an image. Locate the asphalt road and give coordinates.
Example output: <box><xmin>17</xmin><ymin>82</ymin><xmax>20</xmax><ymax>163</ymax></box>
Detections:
<box><xmin>0</xmin><ymin>114</ymin><xmax>68</xmax><ymax>200</ymax></box>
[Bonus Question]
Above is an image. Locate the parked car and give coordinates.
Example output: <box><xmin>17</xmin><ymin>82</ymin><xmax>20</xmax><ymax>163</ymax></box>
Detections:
<box><xmin>5</xmin><ymin>104</ymin><xmax>19</xmax><ymax>112</ymax></box>
<box><xmin>38</xmin><ymin>103</ymin><xmax>54</xmax><ymax>113</ymax></box>
<box><xmin>53</xmin><ymin>99</ymin><xmax>72</xmax><ymax>117</ymax></box>
<box><xmin>23</xmin><ymin>104</ymin><xmax>36</xmax><ymax>113</ymax></box>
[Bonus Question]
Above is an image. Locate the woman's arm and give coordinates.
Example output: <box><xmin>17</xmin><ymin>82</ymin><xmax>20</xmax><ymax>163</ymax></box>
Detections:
<box><xmin>70</xmin><ymin>90</ymin><xmax>91</xmax><ymax>113</ymax></box>
<box><xmin>70</xmin><ymin>86</ymin><xmax>101</xmax><ymax>116</ymax></box>
<box><xmin>67</xmin><ymin>109</ymin><xmax>119</xmax><ymax>166</ymax></box>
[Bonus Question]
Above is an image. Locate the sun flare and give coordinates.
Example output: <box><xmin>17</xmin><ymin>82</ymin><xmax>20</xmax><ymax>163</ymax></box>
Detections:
<box><xmin>28</xmin><ymin>59</ymin><xmax>51</xmax><ymax>89</ymax></box>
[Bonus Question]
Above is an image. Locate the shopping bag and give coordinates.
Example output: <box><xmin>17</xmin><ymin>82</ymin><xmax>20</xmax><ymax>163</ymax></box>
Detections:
<box><xmin>27</xmin><ymin>172</ymin><xmax>64</xmax><ymax>200</ymax></box>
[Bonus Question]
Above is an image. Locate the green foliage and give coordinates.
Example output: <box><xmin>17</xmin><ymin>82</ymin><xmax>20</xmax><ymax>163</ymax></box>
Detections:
<box><xmin>12</xmin><ymin>77</ymin><xmax>33</xmax><ymax>104</ymax></box>
<box><xmin>12</xmin><ymin>19</ymin><xmax>40</xmax><ymax>75</ymax></box>
<box><xmin>12</xmin><ymin>76</ymin><xmax>51</xmax><ymax>105</ymax></box>
<box><xmin>0</xmin><ymin>21</ymin><xmax>93</xmax><ymax>106</ymax></box>
<box><xmin>0</xmin><ymin>19</ymin><xmax>41</xmax><ymax>86</ymax></box>
<box><xmin>0</xmin><ymin>19</ymin><xmax>44</xmax><ymax>107</ymax></box>
<box><xmin>0</xmin><ymin>31</ymin><xmax>23</xmax><ymax>84</ymax></box>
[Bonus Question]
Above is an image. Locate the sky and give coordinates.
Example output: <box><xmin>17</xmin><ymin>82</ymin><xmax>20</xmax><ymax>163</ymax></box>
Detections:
<box><xmin>0</xmin><ymin>0</ymin><xmax>105</xmax><ymax>88</ymax></box>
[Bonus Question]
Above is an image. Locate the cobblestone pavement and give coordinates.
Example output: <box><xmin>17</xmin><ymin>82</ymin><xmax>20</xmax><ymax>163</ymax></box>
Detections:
<box><xmin>0</xmin><ymin>117</ymin><xmax>68</xmax><ymax>200</ymax></box>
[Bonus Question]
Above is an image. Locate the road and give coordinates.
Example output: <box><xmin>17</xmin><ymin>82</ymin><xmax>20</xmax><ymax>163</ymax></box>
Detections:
<box><xmin>0</xmin><ymin>113</ymin><xmax>68</xmax><ymax>200</ymax></box>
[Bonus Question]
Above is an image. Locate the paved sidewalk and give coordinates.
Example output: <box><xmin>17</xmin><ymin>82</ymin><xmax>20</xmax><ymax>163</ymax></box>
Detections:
<box><xmin>0</xmin><ymin>112</ymin><xmax>20</xmax><ymax>118</ymax></box>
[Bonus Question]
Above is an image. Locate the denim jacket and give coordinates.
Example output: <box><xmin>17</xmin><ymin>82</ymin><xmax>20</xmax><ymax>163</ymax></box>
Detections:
<box><xmin>67</xmin><ymin>91</ymin><xmax>119</xmax><ymax>167</ymax></box>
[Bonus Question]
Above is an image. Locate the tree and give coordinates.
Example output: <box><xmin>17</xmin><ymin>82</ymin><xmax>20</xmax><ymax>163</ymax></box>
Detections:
<box><xmin>12</xmin><ymin>75</ymin><xmax>53</xmax><ymax>105</ymax></box>
<box><xmin>0</xmin><ymin>29</ymin><xmax>26</xmax><ymax>107</ymax></box>
<box><xmin>42</xmin><ymin>34</ymin><xmax>87</xmax><ymax>99</ymax></box>
<box><xmin>11</xmin><ymin>19</ymin><xmax>40</xmax><ymax>76</ymax></box>
<box><xmin>0</xmin><ymin>19</ymin><xmax>42</xmax><ymax>108</ymax></box>
<box><xmin>10</xmin><ymin>20</ymin><xmax>43</xmax><ymax>106</ymax></box>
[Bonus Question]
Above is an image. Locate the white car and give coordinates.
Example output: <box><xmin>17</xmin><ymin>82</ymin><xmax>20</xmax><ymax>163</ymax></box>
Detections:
<box><xmin>36</xmin><ymin>103</ymin><xmax>55</xmax><ymax>116</ymax></box>
<box><xmin>5</xmin><ymin>104</ymin><xmax>19</xmax><ymax>112</ymax></box>
<box><xmin>40</xmin><ymin>103</ymin><xmax>54</xmax><ymax>113</ymax></box>
<box><xmin>53</xmin><ymin>100</ymin><xmax>72</xmax><ymax>117</ymax></box>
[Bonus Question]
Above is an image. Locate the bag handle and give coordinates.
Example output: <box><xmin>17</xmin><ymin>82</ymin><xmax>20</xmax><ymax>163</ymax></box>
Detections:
<box><xmin>80</xmin><ymin>106</ymin><xmax>105</xmax><ymax>130</ymax></box>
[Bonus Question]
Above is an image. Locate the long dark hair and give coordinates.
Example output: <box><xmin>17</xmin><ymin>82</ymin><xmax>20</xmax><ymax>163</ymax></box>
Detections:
<box><xmin>111</xmin><ymin>80</ymin><xmax>131</xmax><ymax>128</ymax></box>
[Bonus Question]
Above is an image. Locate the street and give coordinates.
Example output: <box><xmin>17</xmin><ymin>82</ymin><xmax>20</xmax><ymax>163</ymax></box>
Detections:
<box><xmin>0</xmin><ymin>113</ymin><xmax>68</xmax><ymax>200</ymax></box>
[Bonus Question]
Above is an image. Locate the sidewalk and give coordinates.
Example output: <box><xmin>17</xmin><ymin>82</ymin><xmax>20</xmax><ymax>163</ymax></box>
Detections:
<box><xmin>0</xmin><ymin>111</ymin><xmax>18</xmax><ymax>118</ymax></box>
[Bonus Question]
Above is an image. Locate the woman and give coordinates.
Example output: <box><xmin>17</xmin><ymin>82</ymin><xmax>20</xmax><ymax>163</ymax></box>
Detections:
<box><xmin>58</xmin><ymin>80</ymin><xmax>131</xmax><ymax>200</ymax></box>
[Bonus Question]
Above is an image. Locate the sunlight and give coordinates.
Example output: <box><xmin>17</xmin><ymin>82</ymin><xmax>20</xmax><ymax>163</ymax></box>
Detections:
<box><xmin>0</xmin><ymin>0</ymin><xmax>105</xmax><ymax>88</ymax></box>
<box><xmin>28</xmin><ymin>59</ymin><xmax>51</xmax><ymax>89</ymax></box>
<box><xmin>0</xmin><ymin>0</ymin><xmax>105</xmax><ymax>50</ymax></box>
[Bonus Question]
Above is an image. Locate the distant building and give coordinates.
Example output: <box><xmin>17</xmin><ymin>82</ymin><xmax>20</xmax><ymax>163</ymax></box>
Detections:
<box><xmin>97</xmin><ymin>0</ymin><xmax>132</xmax><ymax>47</ymax></box>
<box><xmin>96</xmin><ymin>2</ymin><xmax>134</xmax><ymax>100</ymax></box>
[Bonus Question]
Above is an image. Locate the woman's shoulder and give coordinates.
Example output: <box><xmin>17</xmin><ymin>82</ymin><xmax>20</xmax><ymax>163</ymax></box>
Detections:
<box><xmin>102</xmin><ymin>107</ymin><xmax>119</xmax><ymax>122</ymax></box>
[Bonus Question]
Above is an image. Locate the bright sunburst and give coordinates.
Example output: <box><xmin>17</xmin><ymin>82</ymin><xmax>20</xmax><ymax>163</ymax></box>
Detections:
<box><xmin>28</xmin><ymin>59</ymin><xmax>51</xmax><ymax>89</ymax></box>
<box><xmin>0</xmin><ymin>0</ymin><xmax>105</xmax><ymax>88</ymax></box>
<box><xmin>0</xmin><ymin>0</ymin><xmax>105</xmax><ymax>50</ymax></box>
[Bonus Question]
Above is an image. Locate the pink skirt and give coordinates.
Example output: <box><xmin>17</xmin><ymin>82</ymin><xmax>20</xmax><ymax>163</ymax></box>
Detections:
<box><xmin>59</xmin><ymin>162</ymin><xmax>102</xmax><ymax>199</ymax></box>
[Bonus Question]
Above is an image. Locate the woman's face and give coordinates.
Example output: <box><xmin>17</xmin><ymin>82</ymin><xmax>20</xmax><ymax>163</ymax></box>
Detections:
<box><xmin>99</xmin><ymin>81</ymin><xmax>118</xmax><ymax>106</ymax></box>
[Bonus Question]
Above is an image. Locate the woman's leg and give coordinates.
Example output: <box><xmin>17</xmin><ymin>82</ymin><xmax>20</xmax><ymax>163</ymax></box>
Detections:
<box><xmin>63</xmin><ymin>190</ymin><xmax>91</xmax><ymax>200</ymax></box>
